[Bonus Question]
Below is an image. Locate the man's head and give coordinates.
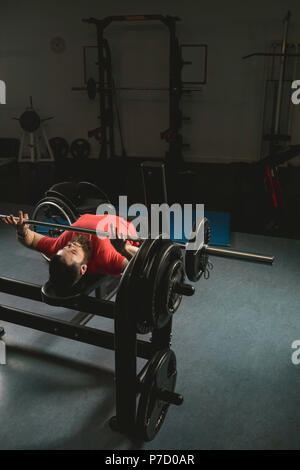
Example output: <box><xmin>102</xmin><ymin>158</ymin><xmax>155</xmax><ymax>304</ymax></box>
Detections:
<box><xmin>49</xmin><ymin>235</ymin><xmax>92</xmax><ymax>295</ymax></box>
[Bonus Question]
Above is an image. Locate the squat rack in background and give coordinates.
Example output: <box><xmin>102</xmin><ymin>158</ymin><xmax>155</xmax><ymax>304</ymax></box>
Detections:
<box><xmin>73</xmin><ymin>14</ymin><xmax>208</xmax><ymax>166</ymax></box>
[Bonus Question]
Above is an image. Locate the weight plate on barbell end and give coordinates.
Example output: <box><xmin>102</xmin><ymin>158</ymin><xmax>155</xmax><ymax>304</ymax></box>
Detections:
<box><xmin>87</xmin><ymin>77</ymin><xmax>97</xmax><ymax>100</ymax></box>
<box><xmin>49</xmin><ymin>137</ymin><xmax>69</xmax><ymax>160</ymax></box>
<box><xmin>157</xmin><ymin>258</ymin><xmax>185</xmax><ymax>321</ymax></box>
<box><xmin>130</xmin><ymin>237</ymin><xmax>167</xmax><ymax>334</ymax></box>
<box><xmin>142</xmin><ymin>241</ymin><xmax>184</xmax><ymax>331</ymax></box>
<box><xmin>115</xmin><ymin>238</ymin><xmax>163</xmax><ymax>334</ymax></box>
<box><xmin>70</xmin><ymin>138</ymin><xmax>91</xmax><ymax>160</ymax></box>
<box><xmin>116</xmin><ymin>237</ymin><xmax>184</xmax><ymax>334</ymax></box>
<box><xmin>136</xmin><ymin>349</ymin><xmax>178</xmax><ymax>441</ymax></box>
<box><xmin>115</xmin><ymin>253</ymin><xmax>136</xmax><ymax>320</ymax></box>
<box><xmin>185</xmin><ymin>217</ymin><xmax>210</xmax><ymax>282</ymax></box>
<box><xmin>130</xmin><ymin>237</ymin><xmax>171</xmax><ymax>333</ymax></box>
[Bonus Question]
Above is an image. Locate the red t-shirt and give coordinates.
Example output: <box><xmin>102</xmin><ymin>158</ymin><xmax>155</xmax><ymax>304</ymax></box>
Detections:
<box><xmin>36</xmin><ymin>214</ymin><xmax>138</xmax><ymax>276</ymax></box>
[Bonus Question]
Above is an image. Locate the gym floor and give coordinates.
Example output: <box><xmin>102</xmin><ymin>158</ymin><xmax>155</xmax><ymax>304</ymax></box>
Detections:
<box><xmin>1</xmin><ymin>203</ymin><xmax>300</xmax><ymax>450</ymax></box>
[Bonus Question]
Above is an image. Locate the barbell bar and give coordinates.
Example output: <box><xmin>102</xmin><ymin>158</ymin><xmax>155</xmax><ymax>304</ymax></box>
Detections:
<box><xmin>175</xmin><ymin>241</ymin><xmax>274</xmax><ymax>265</ymax></box>
<box><xmin>204</xmin><ymin>246</ymin><xmax>274</xmax><ymax>265</ymax></box>
<box><xmin>72</xmin><ymin>85</ymin><xmax>182</xmax><ymax>92</ymax></box>
<box><xmin>71</xmin><ymin>85</ymin><xmax>202</xmax><ymax>92</ymax></box>
<box><xmin>0</xmin><ymin>213</ymin><xmax>275</xmax><ymax>265</ymax></box>
<box><xmin>72</xmin><ymin>77</ymin><xmax>202</xmax><ymax>100</ymax></box>
<box><xmin>0</xmin><ymin>214</ymin><xmax>140</xmax><ymax>243</ymax></box>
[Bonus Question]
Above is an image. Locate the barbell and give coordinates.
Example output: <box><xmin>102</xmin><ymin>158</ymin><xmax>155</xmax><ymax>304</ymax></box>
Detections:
<box><xmin>0</xmin><ymin>214</ymin><xmax>140</xmax><ymax>242</ymax></box>
<box><xmin>72</xmin><ymin>77</ymin><xmax>202</xmax><ymax>100</ymax></box>
<box><xmin>0</xmin><ymin>213</ymin><xmax>274</xmax><ymax>333</ymax></box>
<box><xmin>0</xmin><ymin>213</ymin><xmax>274</xmax><ymax>267</ymax></box>
<box><xmin>177</xmin><ymin>217</ymin><xmax>274</xmax><ymax>282</ymax></box>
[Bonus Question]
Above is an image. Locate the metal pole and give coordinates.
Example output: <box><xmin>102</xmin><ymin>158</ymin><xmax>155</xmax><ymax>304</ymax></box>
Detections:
<box><xmin>287</xmin><ymin>43</ymin><xmax>299</xmax><ymax>135</ymax></box>
<box><xmin>205</xmin><ymin>246</ymin><xmax>274</xmax><ymax>265</ymax></box>
<box><xmin>242</xmin><ymin>52</ymin><xmax>300</xmax><ymax>59</ymax></box>
<box><xmin>72</xmin><ymin>85</ymin><xmax>202</xmax><ymax>92</ymax></box>
<box><xmin>114</xmin><ymin>291</ymin><xmax>138</xmax><ymax>434</ymax></box>
<box><xmin>0</xmin><ymin>214</ymin><xmax>140</xmax><ymax>243</ymax></box>
<box><xmin>274</xmin><ymin>11</ymin><xmax>291</xmax><ymax>135</ymax></box>
<box><xmin>95</xmin><ymin>20</ymin><xmax>110</xmax><ymax>160</ymax></box>
<box><xmin>175</xmin><ymin>240</ymin><xmax>274</xmax><ymax>264</ymax></box>
<box><xmin>0</xmin><ymin>304</ymin><xmax>152</xmax><ymax>359</ymax></box>
<box><xmin>0</xmin><ymin>215</ymin><xmax>102</xmax><ymax>236</ymax></box>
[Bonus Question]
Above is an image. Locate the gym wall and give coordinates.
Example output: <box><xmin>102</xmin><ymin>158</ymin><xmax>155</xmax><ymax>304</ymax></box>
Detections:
<box><xmin>1</xmin><ymin>0</ymin><xmax>300</xmax><ymax>163</ymax></box>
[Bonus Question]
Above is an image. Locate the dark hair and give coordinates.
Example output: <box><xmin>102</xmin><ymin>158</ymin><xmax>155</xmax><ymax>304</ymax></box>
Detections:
<box><xmin>71</xmin><ymin>234</ymin><xmax>92</xmax><ymax>263</ymax></box>
<box><xmin>49</xmin><ymin>254</ymin><xmax>82</xmax><ymax>296</ymax></box>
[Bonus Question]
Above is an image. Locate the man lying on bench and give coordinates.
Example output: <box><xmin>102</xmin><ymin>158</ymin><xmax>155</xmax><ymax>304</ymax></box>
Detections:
<box><xmin>3</xmin><ymin>211</ymin><xmax>139</xmax><ymax>295</ymax></box>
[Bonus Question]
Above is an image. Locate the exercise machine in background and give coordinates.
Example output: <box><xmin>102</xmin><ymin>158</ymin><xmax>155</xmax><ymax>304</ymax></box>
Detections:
<box><xmin>13</xmin><ymin>97</ymin><xmax>54</xmax><ymax>163</ymax></box>
<box><xmin>72</xmin><ymin>14</ymin><xmax>208</xmax><ymax>167</ymax></box>
<box><xmin>243</xmin><ymin>11</ymin><xmax>300</xmax><ymax>231</ymax></box>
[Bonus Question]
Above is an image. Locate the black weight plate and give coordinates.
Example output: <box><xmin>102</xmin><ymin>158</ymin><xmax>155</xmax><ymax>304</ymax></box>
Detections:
<box><xmin>70</xmin><ymin>139</ymin><xmax>91</xmax><ymax>160</ymax></box>
<box><xmin>87</xmin><ymin>78</ymin><xmax>97</xmax><ymax>100</ymax></box>
<box><xmin>115</xmin><ymin>254</ymin><xmax>135</xmax><ymax>318</ymax></box>
<box><xmin>144</xmin><ymin>241</ymin><xmax>183</xmax><ymax>330</ymax></box>
<box><xmin>128</xmin><ymin>237</ymin><xmax>165</xmax><ymax>334</ymax></box>
<box><xmin>116</xmin><ymin>237</ymin><xmax>182</xmax><ymax>334</ymax></box>
<box><xmin>185</xmin><ymin>218</ymin><xmax>210</xmax><ymax>282</ymax></box>
<box><xmin>19</xmin><ymin>110</ymin><xmax>41</xmax><ymax>132</ymax></box>
<box><xmin>49</xmin><ymin>137</ymin><xmax>69</xmax><ymax>160</ymax></box>
<box><xmin>131</xmin><ymin>237</ymin><xmax>164</xmax><ymax>281</ymax></box>
<box><xmin>157</xmin><ymin>258</ymin><xmax>185</xmax><ymax>318</ymax></box>
<box><xmin>137</xmin><ymin>349</ymin><xmax>177</xmax><ymax>441</ymax></box>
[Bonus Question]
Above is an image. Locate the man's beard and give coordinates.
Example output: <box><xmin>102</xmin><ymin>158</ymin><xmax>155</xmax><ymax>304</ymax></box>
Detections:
<box><xmin>71</xmin><ymin>234</ymin><xmax>92</xmax><ymax>263</ymax></box>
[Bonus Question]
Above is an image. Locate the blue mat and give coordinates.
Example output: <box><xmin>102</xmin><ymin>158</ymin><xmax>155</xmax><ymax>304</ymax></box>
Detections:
<box><xmin>204</xmin><ymin>210</ymin><xmax>231</xmax><ymax>246</ymax></box>
<box><xmin>170</xmin><ymin>210</ymin><xmax>231</xmax><ymax>247</ymax></box>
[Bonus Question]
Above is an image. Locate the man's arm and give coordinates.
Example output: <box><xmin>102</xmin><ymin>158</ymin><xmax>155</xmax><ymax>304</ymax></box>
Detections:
<box><xmin>2</xmin><ymin>211</ymin><xmax>45</xmax><ymax>249</ymax></box>
<box><xmin>122</xmin><ymin>244</ymin><xmax>139</xmax><ymax>261</ymax></box>
<box><xmin>109</xmin><ymin>224</ymin><xmax>139</xmax><ymax>271</ymax></box>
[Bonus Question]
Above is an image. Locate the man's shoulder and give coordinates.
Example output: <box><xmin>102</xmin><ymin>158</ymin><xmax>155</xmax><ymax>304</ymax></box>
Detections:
<box><xmin>75</xmin><ymin>213</ymin><xmax>114</xmax><ymax>223</ymax></box>
<box><xmin>73</xmin><ymin>214</ymin><xmax>99</xmax><ymax>226</ymax></box>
